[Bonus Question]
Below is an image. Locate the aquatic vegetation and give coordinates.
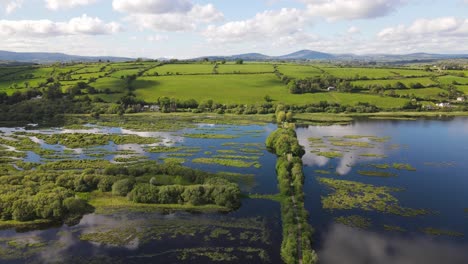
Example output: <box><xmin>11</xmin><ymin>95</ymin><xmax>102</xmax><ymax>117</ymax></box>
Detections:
<box><xmin>343</xmin><ymin>135</ymin><xmax>390</xmax><ymax>142</ymax></box>
<box><xmin>167</xmin><ymin>153</ymin><xmax>194</xmax><ymax>157</ymax></box>
<box><xmin>146</xmin><ymin>146</ymin><xmax>201</xmax><ymax>153</ymax></box>
<box><xmin>317</xmin><ymin>177</ymin><xmax>429</xmax><ymax>217</ymax></box>
<box><xmin>192</xmin><ymin>158</ymin><xmax>261</xmax><ymax>168</ymax></box>
<box><xmin>38</xmin><ymin>159</ymin><xmax>112</xmax><ymax>170</ymax></box>
<box><xmin>330</xmin><ymin>140</ymin><xmax>374</xmax><ymax>148</ymax></box>
<box><xmin>357</xmin><ymin>170</ymin><xmax>397</xmax><ymax>177</ymax></box>
<box><xmin>216</xmin><ymin>149</ymin><xmax>237</xmax><ymax>154</ymax></box>
<box><xmin>359</xmin><ymin>153</ymin><xmax>387</xmax><ymax>158</ymax></box>
<box><xmin>182</xmin><ymin>133</ymin><xmax>238</xmax><ymax>139</ymax></box>
<box><xmin>384</xmin><ymin>225</ymin><xmax>406</xmax><ymax>232</ymax></box>
<box><xmin>334</xmin><ymin>215</ymin><xmax>371</xmax><ymax>229</ymax></box>
<box><xmin>80</xmin><ymin>227</ymin><xmax>138</xmax><ymax>246</ymax></box>
<box><xmin>314</xmin><ymin>170</ymin><xmax>331</xmax><ymax>175</ymax></box>
<box><xmin>162</xmin><ymin>157</ymin><xmax>186</xmax><ymax>164</ymax></box>
<box><xmin>238</xmin><ymin>148</ymin><xmax>264</xmax><ymax>155</ymax></box>
<box><xmin>392</xmin><ymin>163</ymin><xmax>416</xmax><ymax>171</ymax></box>
<box><xmin>212</xmin><ymin>154</ymin><xmax>260</xmax><ymax>160</ymax></box>
<box><xmin>316</xmin><ymin>151</ymin><xmax>343</xmax><ymax>158</ymax></box>
<box><xmin>26</xmin><ymin>133</ymin><xmax>161</xmax><ymax>148</ymax></box>
<box><xmin>421</xmin><ymin>227</ymin><xmax>464</xmax><ymax>237</ymax></box>
<box><xmin>113</xmin><ymin>156</ymin><xmax>148</xmax><ymax>163</ymax></box>
<box><xmin>367</xmin><ymin>163</ymin><xmax>390</xmax><ymax>169</ymax></box>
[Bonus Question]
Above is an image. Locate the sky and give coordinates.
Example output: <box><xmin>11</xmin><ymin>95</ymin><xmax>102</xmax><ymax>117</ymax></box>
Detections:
<box><xmin>0</xmin><ymin>0</ymin><xmax>467</xmax><ymax>58</ymax></box>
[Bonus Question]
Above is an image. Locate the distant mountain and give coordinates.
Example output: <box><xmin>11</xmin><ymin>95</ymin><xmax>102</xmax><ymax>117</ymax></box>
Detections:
<box><xmin>0</xmin><ymin>50</ymin><xmax>133</xmax><ymax>63</ymax></box>
<box><xmin>1</xmin><ymin>49</ymin><xmax>467</xmax><ymax>64</ymax></box>
<box><xmin>277</xmin><ymin>50</ymin><xmax>335</xmax><ymax>60</ymax></box>
<box><xmin>193</xmin><ymin>49</ymin><xmax>468</xmax><ymax>62</ymax></box>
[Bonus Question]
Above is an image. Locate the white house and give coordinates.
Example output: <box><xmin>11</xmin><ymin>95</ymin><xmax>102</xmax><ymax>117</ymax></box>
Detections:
<box><xmin>327</xmin><ymin>86</ymin><xmax>336</xmax><ymax>91</ymax></box>
<box><xmin>437</xmin><ymin>102</ymin><xmax>451</xmax><ymax>108</ymax></box>
<box><xmin>456</xmin><ymin>97</ymin><xmax>465</xmax><ymax>102</ymax></box>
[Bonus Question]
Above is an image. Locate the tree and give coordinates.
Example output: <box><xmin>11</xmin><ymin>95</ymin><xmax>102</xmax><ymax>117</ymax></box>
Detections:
<box><xmin>235</xmin><ymin>59</ymin><xmax>244</xmax><ymax>64</ymax></box>
<box><xmin>276</xmin><ymin>111</ymin><xmax>286</xmax><ymax>124</ymax></box>
<box><xmin>264</xmin><ymin>95</ymin><xmax>272</xmax><ymax>102</ymax></box>
<box><xmin>285</xmin><ymin>111</ymin><xmax>293</xmax><ymax>122</ymax></box>
<box><xmin>112</xmin><ymin>179</ymin><xmax>135</xmax><ymax>196</ymax></box>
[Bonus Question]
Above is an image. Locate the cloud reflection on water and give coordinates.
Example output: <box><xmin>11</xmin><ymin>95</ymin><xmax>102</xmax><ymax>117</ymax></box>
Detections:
<box><xmin>319</xmin><ymin>224</ymin><xmax>468</xmax><ymax>264</ymax></box>
<box><xmin>297</xmin><ymin>125</ymin><xmax>388</xmax><ymax>175</ymax></box>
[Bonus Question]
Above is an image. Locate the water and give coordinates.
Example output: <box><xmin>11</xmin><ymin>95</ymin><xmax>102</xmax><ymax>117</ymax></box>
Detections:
<box><xmin>0</xmin><ymin>123</ymin><xmax>282</xmax><ymax>263</ymax></box>
<box><xmin>1</xmin><ymin>118</ymin><xmax>467</xmax><ymax>263</ymax></box>
<box><xmin>297</xmin><ymin>117</ymin><xmax>468</xmax><ymax>263</ymax></box>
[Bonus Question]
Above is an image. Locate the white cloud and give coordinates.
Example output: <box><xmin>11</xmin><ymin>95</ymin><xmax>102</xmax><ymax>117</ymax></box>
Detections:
<box><xmin>113</xmin><ymin>0</ymin><xmax>192</xmax><ymax>14</ymax></box>
<box><xmin>347</xmin><ymin>26</ymin><xmax>360</xmax><ymax>34</ymax></box>
<box><xmin>203</xmin><ymin>8</ymin><xmax>306</xmax><ymax>43</ymax></box>
<box><xmin>304</xmin><ymin>0</ymin><xmax>406</xmax><ymax>20</ymax></box>
<box><xmin>115</xmin><ymin>0</ymin><xmax>223</xmax><ymax>32</ymax></box>
<box><xmin>147</xmin><ymin>34</ymin><xmax>168</xmax><ymax>42</ymax></box>
<box><xmin>45</xmin><ymin>0</ymin><xmax>98</xmax><ymax>10</ymax></box>
<box><xmin>378</xmin><ymin>17</ymin><xmax>468</xmax><ymax>40</ymax></box>
<box><xmin>1</xmin><ymin>0</ymin><xmax>23</xmax><ymax>14</ymax></box>
<box><xmin>0</xmin><ymin>14</ymin><xmax>122</xmax><ymax>37</ymax></box>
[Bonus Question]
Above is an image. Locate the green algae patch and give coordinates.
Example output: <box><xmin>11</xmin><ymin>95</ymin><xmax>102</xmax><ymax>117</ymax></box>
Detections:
<box><xmin>335</xmin><ymin>215</ymin><xmax>371</xmax><ymax>229</ymax></box>
<box><xmin>317</xmin><ymin>177</ymin><xmax>429</xmax><ymax>217</ymax></box>
<box><xmin>315</xmin><ymin>170</ymin><xmax>331</xmax><ymax>175</ymax></box>
<box><xmin>330</xmin><ymin>141</ymin><xmax>374</xmax><ymax>148</ymax></box>
<box><xmin>316</xmin><ymin>151</ymin><xmax>343</xmax><ymax>158</ymax></box>
<box><xmin>182</xmin><ymin>133</ymin><xmax>238</xmax><ymax>139</ymax></box>
<box><xmin>357</xmin><ymin>170</ymin><xmax>397</xmax><ymax>177</ymax></box>
<box><xmin>368</xmin><ymin>163</ymin><xmax>390</xmax><ymax>169</ymax></box>
<box><xmin>421</xmin><ymin>227</ymin><xmax>464</xmax><ymax>237</ymax></box>
<box><xmin>392</xmin><ymin>163</ymin><xmax>416</xmax><ymax>171</ymax></box>
<box><xmin>192</xmin><ymin>158</ymin><xmax>261</xmax><ymax>168</ymax></box>
<box><xmin>162</xmin><ymin>157</ymin><xmax>186</xmax><ymax>164</ymax></box>
<box><xmin>27</xmin><ymin>133</ymin><xmax>161</xmax><ymax>148</ymax></box>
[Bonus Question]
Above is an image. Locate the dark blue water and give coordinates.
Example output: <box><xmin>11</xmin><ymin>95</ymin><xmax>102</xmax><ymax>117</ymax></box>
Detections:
<box><xmin>297</xmin><ymin>118</ymin><xmax>468</xmax><ymax>263</ymax></box>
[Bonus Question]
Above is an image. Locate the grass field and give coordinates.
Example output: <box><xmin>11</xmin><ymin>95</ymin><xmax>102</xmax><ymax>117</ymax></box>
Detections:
<box><xmin>456</xmin><ymin>85</ymin><xmax>468</xmax><ymax>95</ymax></box>
<box><xmin>0</xmin><ymin>62</ymin><xmax>464</xmax><ymax>110</ymax></box>
<box><xmin>438</xmin><ymin>75</ymin><xmax>468</xmax><ymax>85</ymax></box>
<box><xmin>387</xmin><ymin>88</ymin><xmax>446</xmax><ymax>98</ymax></box>
<box><xmin>217</xmin><ymin>64</ymin><xmax>274</xmax><ymax>74</ymax></box>
<box><xmin>145</xmin><ymin>64</ymin><xmax>214</xmax><ymax>76</ymax></box>
<box><xmin>352</xmin><ymin>77</ymin><xmax>437</xmax><ymax>88</ymax></box>
<box><xmin>132</xmin><ymin>74</ymin><xmax>408</xmax><ymax>108</ymax></box>
<box><xmin>323</xmin><ymin>67</ymin><xmax>399</xmax><ymax>79</ymax></box>
<box><xmin>92</xmin><ymin>77</ymin><xmax>126</xmax><ymax>92</ymax></box>
<box><xmin>108</xmin><ymin>69</ymin><xmax>143</xmax><ymax>78</ymax></box>
<box><xmin>276</xmin><ymin>65</ymin><xmax>323</xmax><ymax>78</ymax></box>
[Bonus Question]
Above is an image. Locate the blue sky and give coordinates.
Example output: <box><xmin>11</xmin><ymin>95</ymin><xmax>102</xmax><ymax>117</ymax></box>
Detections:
<box><xmin>0</xmin><ymin>0</ymin><xmax>467</xmax><ymax>58</ymax></box>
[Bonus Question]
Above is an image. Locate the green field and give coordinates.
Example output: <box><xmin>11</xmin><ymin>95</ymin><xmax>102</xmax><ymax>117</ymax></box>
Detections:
<box><xmin>217</xmin><ymin>64</ymin><xmax>274</xmax><ymax>74</ymax></box>
<box><xmin>145</xmin><ymin>64</ymin><xmax>214</xmax><ymax>76</ymax></box>
<box><xmin>92</xmin><ymin>77</ymin><xmax>126</xmax><ymax>92</ymax></box>
<box><xmin>323</xmin><ymin>67</ymin><xmax>399</xmax><ymax>79</ymax></box>
<box><xmin>457</xmin><ymin>85</ymin><xmax>468</xmax><ymax>95</ymax></box>
<box><xmin>276</xmin><ymin>65</ymin><xmax>323</xmax><ymax>78</ymax></box>
<box><xmin>438</xmin><ymin>75</ymin><xmax>468</xmax><ymax>85</ymax></box>
<box><xmin>387</xmin><ymin>88</ymin><xmax>447</xmax><ymax>98</ymax></box>
<box><xmin>132</xmin><ymin>74</ymin><xmax>408</xmax><ymax>108</ymax></box>
<box><xmin>1</xmin><ymin>61</ymin><xmax>465</xmax><ymax>111</ymax></box>
<box><xmin>352</xmin><ymin>77</ymin><xmax>437</xmax><ymax>88</ymax></box>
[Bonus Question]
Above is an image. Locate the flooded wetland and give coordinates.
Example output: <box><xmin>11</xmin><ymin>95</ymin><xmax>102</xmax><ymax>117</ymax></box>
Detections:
<box><xmin>0</xmin><ymin>115</ymin><xmax>467</xmax><ymax>263</ymax></box>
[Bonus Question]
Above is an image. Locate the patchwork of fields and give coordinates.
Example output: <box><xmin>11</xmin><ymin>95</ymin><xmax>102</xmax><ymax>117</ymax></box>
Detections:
<box><xmin>0</xmin><ymin>61</ymin><xmax>467</xmax><ymax>109</ymax></box>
